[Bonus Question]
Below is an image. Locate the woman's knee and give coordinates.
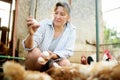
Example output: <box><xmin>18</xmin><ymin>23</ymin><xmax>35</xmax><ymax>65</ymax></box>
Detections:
<box><xmin>28</xmin><ymin>48</ymin><xmax>42</xmax><ymax>55</ymax></box>
<box><xmin>26</xmin><ymin>48</ymin><xmax>42</xmax><ymax>59</ymax></box>
<box><xmin>25</xmin><ymin>48</ymin><xmax>42</xmax><ymax>70</ymax></box>
<box><xmin>58</xmin><ymin>58</ymin><xmax>71</xmax><ymax>66</ymax></box>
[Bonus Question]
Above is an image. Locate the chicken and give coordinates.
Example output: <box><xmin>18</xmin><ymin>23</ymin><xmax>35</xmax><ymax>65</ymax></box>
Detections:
<box><xmin>0</xmin><ymin>41</ymin><xmax>9</xmax><ymax>55</ymax></box>
<box><xmin>80</xmin><ymin>56</ymin><xmax>88</xmax><ymax>65</ymax></box>
<box><xmin>3</xmin><ymin>61</ymin><xmax>25</xmax><ymax>80</ymax></box>
<box><xmin>110</xmin><ymin>64</ymin><xmax>120</xmax><ymax>80</ymax></box>
<box><xmin>2</xmin><ymin>61</ymin><xmax>53</xmax><ymax>80</ymax></box>
<box><xmin>2</xmin><ymin>57</ymin><xmax>120</xmax><ymax>80</ymax></box>
<box><xmin>88</xmin><ymin>62</ymin><xmax>120</xmax><ymax>80</ymax></box>
<box><xmin>46</xmin><ymin>66</ymin><xmax>87</xmax><ymax>80</ymax></box>
<box><xmin>103</xmin><ymin>50</ymin><xmax>113</xmax><ymax>61</ymax></box>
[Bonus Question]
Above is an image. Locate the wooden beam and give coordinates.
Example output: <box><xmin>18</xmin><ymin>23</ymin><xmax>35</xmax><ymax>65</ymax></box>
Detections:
<box><xmin>0</xmin><ymin>0</ymin><xmax>12</xmax><ymax>4</ymax></box>
<box><xmin>29</xmin><ymin>0</ymin><xmax>36</xmax><ymax>18</ymax></box>
<box><xmin>68</xmin><ymin>0</ymin><xmax>71</xmax><ymax>5</ymax></box>
<box><xmin>86</xmin><ymin>40</ymin><xmax>120</xmax><ymax>46</ymax></box>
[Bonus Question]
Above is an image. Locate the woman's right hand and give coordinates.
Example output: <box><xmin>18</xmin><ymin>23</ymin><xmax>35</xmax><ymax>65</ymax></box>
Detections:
<box><xmin>27</xmin><ymin>16</ymin><xmax>40</xmax><ymax>35</ymax></box>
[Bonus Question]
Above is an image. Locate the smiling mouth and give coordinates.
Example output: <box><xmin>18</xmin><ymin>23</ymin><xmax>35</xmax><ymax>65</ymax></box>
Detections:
<box><xmin>56</xmin><ymin>20</ymin><xmax>62</xmax><ymax>22</ymax></box>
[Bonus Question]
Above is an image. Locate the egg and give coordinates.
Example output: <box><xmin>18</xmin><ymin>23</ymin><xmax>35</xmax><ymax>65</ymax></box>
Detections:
<box><xmin>43</xmin><ymin>51</ymin><xmax>49</xmax><ymax>57</ymax></box>
<box><xmin>38</xmin><ymin>57</ymin><xmax>45</xmax><ymax>63</ymax></box>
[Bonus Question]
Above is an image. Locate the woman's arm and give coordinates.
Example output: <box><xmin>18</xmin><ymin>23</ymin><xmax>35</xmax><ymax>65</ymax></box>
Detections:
<box><xmin>24</xmin><ymin>16</ymin><xmax>40</xmax><ymax>49</ymax></box>
<box><xmin>24</xmin><ymin>34</ymin><xmax>34</xmax><ymax>49</ymax></box>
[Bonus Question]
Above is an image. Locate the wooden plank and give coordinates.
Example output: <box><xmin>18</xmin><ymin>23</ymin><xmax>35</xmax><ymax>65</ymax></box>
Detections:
<box><xmin>29</xmin><ymin>0</ymin><xmax>36</xmax><ymax>18</ymax></box>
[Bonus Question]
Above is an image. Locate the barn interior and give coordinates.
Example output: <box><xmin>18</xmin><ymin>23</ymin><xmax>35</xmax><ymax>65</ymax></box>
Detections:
<box><xmin>0</xmin><ymin>0</ymin><xmax>120</xmax><ymax>80</ymax></box>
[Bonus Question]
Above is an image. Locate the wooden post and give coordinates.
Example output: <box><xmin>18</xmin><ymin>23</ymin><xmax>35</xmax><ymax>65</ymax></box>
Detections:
<box><xmin>12</xmin><ymin>0</ymin><xmax>18</xmax><ymax>57</ymax></box>
<box><xmin>68</xmin><ymin>0</ymin><xmax>72</xmax><ymax>5</ymax></box>
<box><xmin>0</xmin><ymin>27</ymin><xmax>9</xmax><ymax>44</ymax></box>
<box><xmin>29</xmin><ymin>0</ymin><xmax>37</xmax><ymax>18</ymax></box>
<box><xmin>0</xmin><ymin>18</ymin><xmax>1</xmax><ymax>27</ymax></box>
<box><xmin>95</xmin><ymin>0</ymin><xmax>99</xmax><ymax>62</ymax></box>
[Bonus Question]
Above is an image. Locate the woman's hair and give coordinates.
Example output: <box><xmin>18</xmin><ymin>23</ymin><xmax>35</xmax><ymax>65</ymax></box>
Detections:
<box><xmin>54</xmin><ymin>2</ymin><xmax>71</xmax><ymax>16</ymax></box>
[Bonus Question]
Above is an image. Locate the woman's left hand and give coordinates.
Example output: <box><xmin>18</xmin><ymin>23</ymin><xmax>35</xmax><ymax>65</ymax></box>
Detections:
<box><xmin>43</xmin><ymin>51</ymin><xmax>56</xmax><ymax>60</ymax></box>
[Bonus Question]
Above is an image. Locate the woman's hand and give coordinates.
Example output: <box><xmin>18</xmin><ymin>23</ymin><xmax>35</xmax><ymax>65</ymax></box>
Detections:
<box><xmin>27</xmin><ymin>16</ymin><xmax>40</xmax><ymax>35</ymax></box>
<box><xmin>42</xmin><ymin>52</ymin><xmax>52</xmax><ymax>61</ymax></box>
<box><xmin>37</xmin><ymin>57</ymin><xmax>47</xmax><ymax>65</ymax></box>
<box><xmin>42</xmin><ymin>51</ymin><xmax>58</xmax><ymax>61</ymax></box>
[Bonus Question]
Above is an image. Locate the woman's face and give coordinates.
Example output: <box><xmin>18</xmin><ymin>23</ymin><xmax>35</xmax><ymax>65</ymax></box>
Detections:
<box><xmin>53</xmin><ymin>6</ymin><xmax>70</xmax><ymax>27</ymax></box>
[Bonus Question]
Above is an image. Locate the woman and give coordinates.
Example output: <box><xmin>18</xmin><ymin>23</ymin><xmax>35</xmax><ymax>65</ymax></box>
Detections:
<box><xmin>22</xmin><ymin>2</ymin><xmax>76</xmax><ymax>71</ymax></box>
